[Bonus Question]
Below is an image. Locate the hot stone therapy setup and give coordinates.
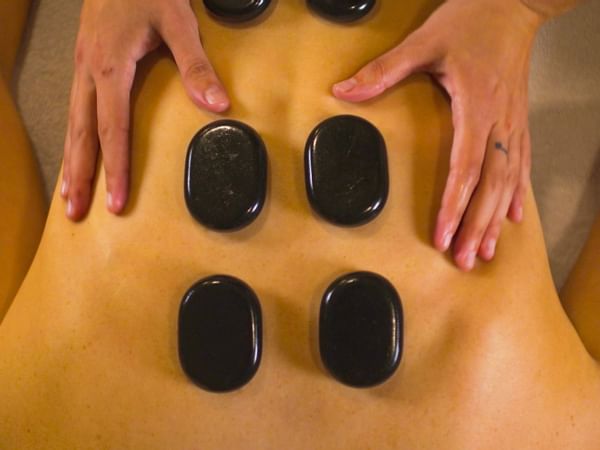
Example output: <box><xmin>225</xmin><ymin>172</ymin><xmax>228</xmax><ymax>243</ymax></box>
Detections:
<box><xmin>178</xmin><ymin>0</ymin><xmax>404</xmax><ymax>392</ymax></box>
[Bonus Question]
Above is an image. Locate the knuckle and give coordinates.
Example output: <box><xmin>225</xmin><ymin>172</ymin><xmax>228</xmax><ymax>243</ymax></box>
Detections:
<box><xmin>106</xmin><ymin>165</ymin><xmax>129</xmax><ymax>179</ymax></box>
<box><xmin>368</xmin><ymin>58</ymin><xmax>388</xmax><ymax>92</ymax></box>
<box><xmin>185</xmin><ymin>59</ymin><xmax>213</xmax><ymax>80</ymax></box>
<box><xmin>99</xmin><ymin>65</ymin><xmax>116</xmax><ymax>78</ymax></box>
<box><xmin>90</xmin><ymin>44</ymin><xmax>121</xmax><ymax>80</ymax></box>
<box><xmin>513</xmin><ymin>185</ymin><xmax>525</xmax><ymax>199</ymax></box>
<box><xmin>506</xmin><ymin>170</ymin><xmax>519</xmax><ymax>189</ymax></box>
<box><xmin>484</xmin><ymin>170</ymin><xmax>505</xmax><ymax>194</ymax></box>
<box><xmin>92</xmin><ymin>58</ymin><xmax>117</xmax><ymax>79</ymax></box>
<box><xmin>504</xmin><ymin>117</ymin><xmax>517</xmax><ymax>135</ymax></box>
<box><xmin>518</xmin><ymin>178</ymin><xmax>530</xmax><ymax>194</ymax></box>
<box><xmin>486</xmin><ymin>223</ymin><xmax>502</xmax><ymax>240</ymax></box>
<box><xmin>448</xmin><ymin>162</ymin><xmax>481</xmax><ymax>188</ymax></box>
<box><xmin>105</xmin><ymin>170</ymin><xmax>129</xmax><ymax>189</ymax></box>
<box><xmin>465</xmin><ymin>222</ymin><xmax>486</xmax><ymax>242</ymax></box>
<box><xmin>71</xmin><ymin>126</ymin><xmax>94</xmax><ymax>147</ymax></box>
<box><xmin>98</xmin><ymin>123</ymin><xmax>129</xmax><ymax>145</ymax></box>
<box><xmin>70</xmin><ymin>170</ymin><xmax>94</xmax><ymax>188</ymax></box>
<box><xmin>461</xmin><ymin>164</ymin><xmax>482</xmax><ymax>188</ymax></box>
<box><xmin>74</xmin><ymin>44</ymin><xmax>87</xmax><ymax>69</ymax></box>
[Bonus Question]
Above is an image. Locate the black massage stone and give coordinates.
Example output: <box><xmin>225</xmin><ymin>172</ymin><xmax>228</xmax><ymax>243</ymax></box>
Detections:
<box><xmin>179</xmin><ymin>275</ymin><xmax>262</xmax><ymax>392</ymax></box>
<box><xmin>320</xmin><ymin>271</ymin><xmax>403</xmax><ymax>388</ymax></box>
<box><xmin>185</xmin><ymin>120</ymin><xmax>267</xmax><ymax>231</ymax></box>
<box><xmin>203</xmin><ymin>0</ymin><xmax>271</xmax><ymax>23</ymax></box>
<box><xmin>307</xmin><ymin>0</ymin><xmax>375</xmax><ymax>22</ymax></box>
<box><xmin>305</xmin><ymin>115</ymin><xmax>388</xmax><ymax>226</ymax></box>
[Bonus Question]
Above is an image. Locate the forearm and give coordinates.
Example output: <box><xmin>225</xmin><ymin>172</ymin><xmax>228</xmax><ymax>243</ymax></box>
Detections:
<box><xmin>521</xmin><ymin>0</ymin><xmax>583</xmax><ymax>19</ymax></box>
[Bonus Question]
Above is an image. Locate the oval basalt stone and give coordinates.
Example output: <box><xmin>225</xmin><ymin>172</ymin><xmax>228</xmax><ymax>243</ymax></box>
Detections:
<box><xmin>203</xmin><ymin>0</ymin><xmax>271</xmax><ymax>23</ymax></box>
<box><xmin>319</xmin><ymin>271</ymin><xmax>403</xmax><ymax>388</ymax></box>
<box><xmin>305</xmin><ymin>115</ymin><xmax>388</xmax><ymax>226</ymax></box>
<box><xmin>306</xmin><ymin>0</ymin><xmax>376</xmax><ymax>23</ymax></box>
<box><xmin>178</xmin><ymin>275</ymin><xmax>263</xmax><ymax>392</ymax></box>
<box><xmin>185</xmin><ymin>120</ymin><xmax>267</xmax><ymax>231</ymax></box>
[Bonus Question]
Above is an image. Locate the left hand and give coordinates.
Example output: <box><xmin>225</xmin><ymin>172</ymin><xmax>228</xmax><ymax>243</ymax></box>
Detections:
<box><xmin>332</xmin><ymin>0</ymin><xmax>544</xmax><ymax>271</ymax></box>
<box><xmin>62</xmin><ymin>0</ymin><xmax>229</xmax><ymax>221</ymax></box>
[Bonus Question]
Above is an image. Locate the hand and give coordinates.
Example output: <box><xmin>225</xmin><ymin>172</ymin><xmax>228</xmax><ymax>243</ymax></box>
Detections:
<box><xmin>332</xmin><ymin>0</ymin><xmax>544</xmax><ymax>271</ymax></box>
<box><xmin>62</xmin><ymin>0</ymin><xmax>229</xmax><ymax>220</ymax></box>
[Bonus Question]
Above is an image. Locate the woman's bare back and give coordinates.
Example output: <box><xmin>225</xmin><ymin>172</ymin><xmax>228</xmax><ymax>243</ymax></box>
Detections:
<box><xmin>1</xmin><ymin>1</ymin><xmax>599</xmax><ymax>448</ymax></box>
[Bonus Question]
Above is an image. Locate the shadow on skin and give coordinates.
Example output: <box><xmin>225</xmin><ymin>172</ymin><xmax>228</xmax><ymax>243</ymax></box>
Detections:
<box><xmin>125</xmin><ymin>49</ymin><xmax>183</xmax><ymax>216</ymax></box>
<box><xmin>408</xmin><ymin>77</ymin><xmax>452</xmax><ymax>246</ymax></box>
<box><xmin>269</xmin><ymin>283</ymin><xmax>322</xmax><ymax>377</ymax></box>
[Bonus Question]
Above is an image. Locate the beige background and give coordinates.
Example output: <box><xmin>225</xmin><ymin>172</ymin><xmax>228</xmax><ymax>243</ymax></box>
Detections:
<box><xmin>12</xmin><ymin>0</ymin><xmax>600</xmax><ymax>288</ymax></box>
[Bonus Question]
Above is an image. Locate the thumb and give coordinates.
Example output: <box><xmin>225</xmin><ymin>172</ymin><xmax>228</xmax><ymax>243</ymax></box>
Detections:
<box><xmin>333</xmin><ymin>37</ymin><xmax>436</xmax><ymax>102</ymax></box>
<box><xmin>159</xmin><ymin>7</ymin><xmax>230</xmax><ymax>112</ymax></box>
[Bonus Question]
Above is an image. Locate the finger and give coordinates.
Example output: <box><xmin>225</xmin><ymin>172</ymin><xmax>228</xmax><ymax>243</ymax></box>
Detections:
<box><xmin>67</xmin><ymin>73</ymin><xmax>99</xmax><ymax>221</ymax></box>
<box><xmin>508</xmin><ymin>128</ymin><xmax>531</xmax><ymax>222</ymax></box>
<box><xmin>95</xmin><ymin>60</ymin><xmax>136</xmax><ymax>214</ymax></box>
<box><xmin>452</xmin><ymin>124</ymin><xmax>510</xmax><ymax>271</ymax></box>
<box><xmin>434</xmin><ymin>98</ymin><xmax>489</xmax><ymax>252</ymax></box>
<box><xmin>332</xmin><ymin>35</ymin><xmax>437</xmax><ymax>102</ymax></box>
<box><xmin>62</xmin><ymin>72</ymin><xmax>80</xmax><ymax>199</ymax></box>
<box><xmin>158</xmin><ymin>5</ymin><xmax>229</xmax><ymax>112</ymax></box>
<box><xmin>62</xmin><ymin>113</ymin><xmax>73</xmax><ymax>199</ymax></box>
<box><xmin>478</xmin><ymin>131</ymin><xmax>521</xmax><ymax>261</ymax></box>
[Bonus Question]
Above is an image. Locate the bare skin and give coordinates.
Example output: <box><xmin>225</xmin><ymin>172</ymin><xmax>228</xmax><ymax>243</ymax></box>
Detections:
<box><xmin>61</xmin><ymin>0</ymin><xmax>580</xmax><ymax>271</ymax></box>
<box><xmin>1</xmin><ymin>1</ymin><xmax>599</xmax><ymax>447</ymax></box>
<box><xmin>0</xmin><ymin>0</ymin><xmax>32</xmax><ymax>82</ymax></box>
<box><xmin>0</xmin><ymin>0</ymin><xmax>47</xmax><ymax>321</ymax></box>
<box><xmin>333</xmin><ymin>0</ymin><xmax>541</xmax><ymax>270</ymax></box>
<box><xmin>61</xmin><ymin>0</ymin><xmax>230</xmax><ymax>220</ymax></box>
<box><xmin>562</xmin><ymin>214</ymin><xmax>600</xmax><ymax>361</ymax></box>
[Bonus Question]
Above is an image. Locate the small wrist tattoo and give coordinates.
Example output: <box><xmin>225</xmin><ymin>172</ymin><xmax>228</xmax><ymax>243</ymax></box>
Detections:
<box><xmin>495</xmin><ymin>142</ymin><xmax>509</xmax><ymax>156</ymax></box>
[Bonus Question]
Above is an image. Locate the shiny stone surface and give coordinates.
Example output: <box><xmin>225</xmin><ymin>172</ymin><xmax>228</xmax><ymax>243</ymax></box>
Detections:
<box><xmin>185</xmin><ymin>120</ymin><xmax>267</xmax><ymax>231</ymax></box>
<box><xmin>203</xmin><ymin>0</ymin><xmax>271</xmax><ymax>22</ymax></box>
<box><xmin>320</xmin><ymin>271</ymin><xmax>403</xmax><ymax>388</ymax></box>
<box><xmin>307</xmin><ymin>0</ymin><xmax>375</xmax><ymax>22</ymax></box>
<box><xmin>305</xmin><ymin>115</ymin><xmax>388</xmax><ymax>226</ymax></box>
<box><xmin>179</xmin><ymin>275</ymin><xmax>263</xmax><ymax>392</ymax></box>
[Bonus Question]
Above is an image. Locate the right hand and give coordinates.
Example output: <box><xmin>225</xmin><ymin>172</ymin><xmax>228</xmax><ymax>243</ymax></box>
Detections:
<box><xmin>333</xmin><ymin>0</ymin><xmax>543</xmax><ymax>270</ymax></box>
<box><xmin>62</xmin><ymin>0</ymin><xmax>229</xmax><ymax>220</ymax></box>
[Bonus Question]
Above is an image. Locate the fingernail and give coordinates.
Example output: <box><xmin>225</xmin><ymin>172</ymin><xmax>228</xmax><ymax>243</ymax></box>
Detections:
<box><xmin>441</xmin><ymin>231</ymin><xmax>452</xmax><ymax>251</ymax></box>
<box><xmin>485</xmin><ymin>238</ymin><xmax>497</xmax><ymax>258</ymax></box>
<box><xmin>204</xmin><ymin>85</ymin><xmax>228</xmax><ymax>106</ymax></box>
<box><xmin>67</xmin><ymin>199</ymin><xmax>74</xmax><ymax>218</ymax></box>
<box><xmin>516</xmin><ymin>205</ymin><xmax>523</xmax><ymax>222</ymax></box>
<box><xmin>61</xmin><ymin>180</ymin><xmax>68</xmax><ymax>197</ymax></box>
<box><xmin>464</xmin><ymin>251</ymin><xmax>476</xmax><ymax>270</ymax></box>
<box><xmin>334</xmin><ymin>78</ymin><xmax>358</xmax><ymax>94</ymax></box>
<box><xmin>107</xmin><ymin>192</ymin><xmax>113</xmax><ymax>210</ymax></box>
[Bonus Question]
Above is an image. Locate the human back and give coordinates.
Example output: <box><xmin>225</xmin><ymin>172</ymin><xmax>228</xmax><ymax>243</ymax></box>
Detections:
<box><xmin>1</xmin><ymin>1</ymin><xmax>599</xmax><ymax>448</ymax></box>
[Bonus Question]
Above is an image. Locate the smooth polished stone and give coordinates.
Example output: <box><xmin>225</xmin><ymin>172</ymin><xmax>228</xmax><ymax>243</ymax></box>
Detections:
<box><xmin>203</xmin><ymin>0</ymin><xmax>271</xmax><ymax>23</ymax></box>
<box><xmin>305</xmin><ymin>115</ymin><xmax>388</xmax><ymax>226</ymax></box>
<box><xmin>185</xmin><ymin>120</ymin><xmax>267</xmax><ymax>231</ymax></box>
<box><xmin>320</xmin><ymin>271</ymin><xmax>403</xmax><ymax>388</ymax></box>
<box><xmin>179</xmin><ymin>275</ymin><xmax>262</xmax><ymax>392</ymax></box>
<box><xmin>306</xmin><ymin>0</ymin><xmax>375</xmax><ymax>22</ymax></box>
